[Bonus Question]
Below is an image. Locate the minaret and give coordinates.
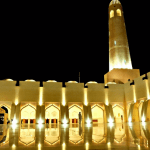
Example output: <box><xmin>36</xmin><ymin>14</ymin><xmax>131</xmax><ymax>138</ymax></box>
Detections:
<box><xmin>109</xmin><ymin>0</ymin><xmax>132</xmax><ymax>71</ymax></box>
<box><xmin>104</xmin><ymin>0</ymin><xmax>140</xmax><ymax>85</ymax></box>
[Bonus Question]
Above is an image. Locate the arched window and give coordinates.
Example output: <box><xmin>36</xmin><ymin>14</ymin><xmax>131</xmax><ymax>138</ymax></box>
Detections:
<box><xmin>110</xmin><ymin>10</ymin><xmax>114</xmax><ymax>18</ymax></box>
<box><xmin>116</xmin><ymin>9</ymin><xmax>121</xmax><ymax>16</ymax></box>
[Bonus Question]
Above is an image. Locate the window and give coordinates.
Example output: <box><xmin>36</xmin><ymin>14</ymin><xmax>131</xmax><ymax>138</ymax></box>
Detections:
<box><xmin>110</xmin><ymin>10</ymin><xmax>114</xmax><ymax>18</ymax></box>
<box><xmin>116</xmin><ymin>9</ymin><xmax>121</xmax><ymax>16</ymax></box>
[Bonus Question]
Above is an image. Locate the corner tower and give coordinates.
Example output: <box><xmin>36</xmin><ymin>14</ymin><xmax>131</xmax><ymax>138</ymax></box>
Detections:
<box><xmin>109</xmin><ymin>0</ymin><xmax>132</xmax><ymax>71</ymax></box>
<box><xmin>104</xmin><ymin>0</ymin><xmax>140</xmax><ymax>85</ymax></box>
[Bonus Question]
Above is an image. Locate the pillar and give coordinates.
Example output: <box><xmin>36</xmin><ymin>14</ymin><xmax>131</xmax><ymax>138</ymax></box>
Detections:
<box><xmin>36</xmin><ymin>104</ymin><xmax>45</xmax><ymax>124</ymax></box>
<box><xmin>35</xmin><ymin>123</ymin><xmax>45</xmax><ymax>147</ymax></box>
<box><xmin>83</xmin><ymin>105</ymin><xmax>92</xmax><ymax>124</ymax></box>
<box><xmin>15</xmin><ymin>103</ymin><xmax>21</xmax><ymax>124</ymax></box>
<box><xmin>60</xmin><ymin>104</ymin><xmax>69</xmax><ymax>124</ymax></box>
<box><xmin>10</xmin><ymin>103</ymin><xmax>15</xmax><ymax>122</ymax></box>
<box><xmin>104</xmin><ymin>104</ymin><xmax>114</xmax><ymax>123</ymax></box>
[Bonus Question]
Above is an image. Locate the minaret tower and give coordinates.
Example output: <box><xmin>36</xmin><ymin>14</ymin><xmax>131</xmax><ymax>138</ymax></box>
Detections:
<box><xmin>109</xmin><ymin>0</ymin><xmax>132</xmax><ymax>71</ymax></box>
<box><xmin>104</xmin><ymin>0</ymin><xmax>140</xmax><ymax>85</ymax></box>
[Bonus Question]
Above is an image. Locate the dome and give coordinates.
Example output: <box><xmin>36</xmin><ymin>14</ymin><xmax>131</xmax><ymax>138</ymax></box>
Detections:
<box><xmin>25</xmin><ymin>79</ymin><xmax>35</xmax><ymax>82</ymax></box>
<box><xmin>85</xmin><ymin>81</ymin><xmax>98</xmax><ymax>86</ymax></box>
<box><xmin>109</xmin><ymin>0</ymin><xmax>121</xmax><ymax>6</ymax></box>
<box><xmin>68</xmin><ymin>81</ymin><xmax>78</xmax><ymax>83</ymax></box>
<box><xmin>5</xmin><ymin>79</ymin><xmax>13</xmax><ymax>81</ymax></box>
<box><xmin>46</xmin><ymin>80</ymin><xmax>57</xmax><ymax>82</ymax></box>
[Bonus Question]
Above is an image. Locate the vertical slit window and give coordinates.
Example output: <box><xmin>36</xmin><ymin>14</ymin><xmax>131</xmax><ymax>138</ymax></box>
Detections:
<box><xmin>110</xmin><ymin>10</ymin><xmax>114</xmax><ymax>18</ymax></box>
<box><xmin>116</xmin><ymin>9</ymin><xmax>121</xmax><ymax>16</ymax></box>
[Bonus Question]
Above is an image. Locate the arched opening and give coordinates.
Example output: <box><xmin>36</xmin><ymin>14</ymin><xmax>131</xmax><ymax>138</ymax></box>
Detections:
<box><xmin>110</xmin><ymin>10</ymin><xmax>114</xmax><ymax>18</ymax></box>
<box><xmin>92</xmin><ymin>105</ymin><xmax>104</xmax><ymax>123</ymax></box>
<box><xmin>21</xmin><ymin>104</ymin><xmax>36</xmax><ymax>124</ymax></box>
<box><xmin>69</xmin><ymin>105</ymin><xmax>82</xmax><ymax>124</ymax></box>
<box><xmin>113</xmin><ymin>105</ymin><xmax>124</xmax><ymax>123</ymax></box>
<box><xmin>45</xmin><ymin>127</ymin><xmax>59</xmax><ymax>145</ymax></box>
<box><xmin>0</xmin><ymin>125</ymin><xmax>9</xmax><ymax>146</ymax></box>
<box><xmin>19</xmin><ymin>126</ymin><xmax>35</xmax><ymax>146</ymax></box>
<box><xmin>92</xmin><ymin>125</ymin><xmax>104</xmax><ymax>143</ymax></box>
<box><xmin>0</xmin><ymin>105</ymin><xmax>10</xmax><ymax>124</ymax></box>
<box><xmin>116</xmin><ymin>9</ymin><xmax>121</xmax><ymax>16</ymax></box>
<box><xmin>45</xmin><ymin>105</ymin><xmax>59</xmax><ymax>124</ymax></box>
<box><xmin>114</xmin><ymin>124</ymin><xmax>125</xmax><ymax>143</ymax></box>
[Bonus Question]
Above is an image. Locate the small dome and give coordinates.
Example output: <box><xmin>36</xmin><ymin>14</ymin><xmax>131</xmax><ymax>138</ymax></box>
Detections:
<box><xmin>85</xmin><ymin>81</ymin><xmax>98</xmax><ymax>86</ymax></box>
<box><xmin>46</xmin><ymin>80</ymin><xmax>57</xmax><ymax>82</ymax></box>
<box><xmin>68</xmin><ymin>81</ymin><xmax>78</xmax><ymax>83</ymax></box>
<box><xmin>5</xmin><ymin>79</ymin><xmax>13</xmax><ymax>81</ymax></box>
<box><xmin>25</xmin><ymin>79</ymin><xmax>35</xmax><ymax>82</ymax></box>
<box><xmin>109</xmin><ymin>0</ymin><xmax>121</xmax><ymax>6</ymax></box>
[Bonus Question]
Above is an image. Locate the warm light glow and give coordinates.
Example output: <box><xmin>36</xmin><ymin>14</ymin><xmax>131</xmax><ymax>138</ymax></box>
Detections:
<box><xmin>39</xmin><ymin>87</ymin><xmax>43</xmax><ymax>106</ymax></box>
<box><xmin>85</xmin><ymin>142</ymin><xmax>89</xmax><ymax>150</ymax></box>
<box><xmin>6</xmin><ymin>78</ymin><xmax>13</xmax><ymax>81</ymax></box>
<box><xmin>108</xmin><ymin>116</ymin><xmax>114</xmax><ymax>127</ymax></box>
<box><xmin>116</xmin><ymin>9</ymin><xmax>121</xmax><ymax>16</ymax></box>
<box><xmin>84</xmin><ymin>88</ymin><xmax>88</xmax><ymax>106</ymax></box>
<box><xmin>142</xmin><ymin>115</ymin><xmax>145</xmax><ymax>122</ymax></box>
<box><xmin>15</xmin><ymin>87</ymin><xmax>19</xmax><ymax>106</ymax></box>
<box><xmin>39</xmin><ymin>118</ymin><xmax>43</xmax><ymax>125</ymax></box>
<box><xmin>46</xmin><ymin>80</ymin><xmax>57</xmax><ymax>82</ymax></box>
<box><xmin>110</xmin><ymin>10</ymin><xmax>114</xmax><ymax>18</ymax></box>
<box><xmin>145</xmin><ymin>80</ymin><xmax>150</xmax><ymax>100</ymax></box>
<box><xmin>62</xmin><ymin>88</ymin><xmax>66</xmax><ymax>106</ymax></box>
<box><xmin>63</xmin><ymin>118</ymin><xmax>67</xmax><ymax>124</ymax></box>
<box><xmin>133</xmin><ymin>85</ymin><xmax>136</xmax><ymax>103</ymax></box>
<box><xmin>86</xmin><ymin>118</ymin><xmax>91</xmax><ymax>126</ymax></box>
<box><xmin>25</xmin><ymin>79</ymin><xmax>35</xmax><ymax>82</ymax></box>
<box><xmin>105</xmin><ymin>89</ymin><xmax>109</xmax><ymax>105</ymax></box>
<box><xmin>68</xmin><ymin>81</ymin><xmax>78</xmax><ymax>83</ymax></box>
<box><xmin>12</xmin><ymin>144</ymin><xmax>16</xmax><ymax>149</ymax></box>
<box><xmin>107</xmin><ymin>142</ymin><xmax>111</xmax><ymax>149</ymax></box>
<box><xmin>38</xmin><ymin>143</ymin><xmax>41</xmax><ymax>150</ymax></box>
<box><xmin>62</xmin><ymin>143</ymin><xmax>66</xmax><ymax>150</ymax></box>
<box><xmin>85</xmin><ymin>81</ymin><xmax>98</xmax><ymax>86</ymax></box>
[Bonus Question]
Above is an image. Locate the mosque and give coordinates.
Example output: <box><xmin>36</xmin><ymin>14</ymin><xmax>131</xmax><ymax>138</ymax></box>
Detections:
<box><xmin>0</xmin><ymin>0</ymin><xmax>150</xmax><ymax>125</ymax></box>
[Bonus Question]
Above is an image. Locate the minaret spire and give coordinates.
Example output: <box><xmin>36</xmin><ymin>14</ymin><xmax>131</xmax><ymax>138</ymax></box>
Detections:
<box><xmin>104</xmin><ymin>0</ymin><xmax>140</xmax><ymax>85</ymax></box>
<box><xmin>108</xmin><ymin>0</ymin><xmax>132</xmax><ymax>71</ymax></box>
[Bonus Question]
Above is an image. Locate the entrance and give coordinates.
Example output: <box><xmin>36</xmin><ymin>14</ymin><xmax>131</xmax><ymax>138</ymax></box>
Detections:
<box><xmin>92</xmin><ymin>105</ymin><xmax>104</xmax><ymax>123</ymax></box>
<box><xmin>69</xmin><ymin>105</ymin><xmax>82</xmax><ymax>124</ymax></box>
<box><xmin>21</xmin><ymin>104</ymin><xmax>36</xmax><ymax>124</ymax></box>
<box><xmin>113</xmin><ymin>105</ymin><xmax>124</xmax><ymax>123</ymax></box>
<box><xmin>0</xmin><ymin>106</ymin><xmax>8</xmax><ymax>124</ymax></box>
<box><xmin>45</xmin><ymin>105</ymin><xmax>59</xmax><ymax>124</ymax></box>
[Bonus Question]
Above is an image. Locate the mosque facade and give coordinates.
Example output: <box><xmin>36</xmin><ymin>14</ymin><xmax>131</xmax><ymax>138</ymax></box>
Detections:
<box><xmin>0</xmin><ymin>0</ymin><xmax>150</xmax><ymax>125</ymax></box>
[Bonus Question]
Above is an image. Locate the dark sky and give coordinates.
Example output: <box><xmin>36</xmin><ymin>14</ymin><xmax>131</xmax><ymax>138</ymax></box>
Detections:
<box><xmin>1</xmin><ymin>1</ymin><xmax>149</xmax><ymax>85</ymax></box>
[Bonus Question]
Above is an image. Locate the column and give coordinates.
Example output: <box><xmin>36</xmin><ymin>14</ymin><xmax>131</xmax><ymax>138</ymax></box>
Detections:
<box><xmin>10</xmin><ymin>103</ymin><xmax>15</xmax><ymax>122</ymax></box>
<box><xmin>104</xmin><ymin>104</ymin><xmax>114</xmax><ymax>123</ymax></box>
<box><xmin>36</xmin><ymin>104</ymin><xmax>45</xmax><ymax>124</ymax></box>
<box><xmin>15</xmin><ymin>103</ymin><xmax>21</xmax><ymax>124</ymax></box>
<box><xmin>35</xmin><ymin>122</ymin><xmax>45</xmax><ymax>147</ymax></box>
<box><xmin>83</xmin><ymin>105</ymin><xmax>92</xmax><ymax>124</ymax></box>
<box><xmin>60</xmin><ymin>104</ymin><xmax>69</xmax><ymax>124</ymax></box>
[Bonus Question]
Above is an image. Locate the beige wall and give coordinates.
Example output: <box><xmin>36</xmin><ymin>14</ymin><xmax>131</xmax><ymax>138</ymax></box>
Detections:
<box><xmin>0</xmin><ymin>72</ymin><xmax>149</xmax><ymax>107</ymax></box>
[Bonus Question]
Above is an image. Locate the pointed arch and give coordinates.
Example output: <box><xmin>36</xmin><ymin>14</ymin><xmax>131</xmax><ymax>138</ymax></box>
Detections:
<box><xmin>110</xmin><ymin>10</ymin><xmax>114</xmax><ymax>18</ymax></box>
<box><xmin>21</xmin><ymin>104</ymin><xmax>36</xmax><ymax>123</ymax></box>
<box><xmin>113</xmin><ymin>105</ymin><xmax>124</xmax><ymax>123</ymax></box>
<box><xmin>45</xmin><ymin>104</ymin><xmax>60</xmax><ymax>123</ymax></box>
<box><xmin>21</xmin><ymin>104</ymin><xmax>36</xmax><ymax>111</ymax></box>
<box><xmin>116</xmin><ymin>9</ymin><xmax>121</xmax><ymax>16</ymax></box>
<box><xmin>69</xmin><ymin>105</ymin><xmax>82</xmax><ymax>124</ymax></box>
<box><xmin>92</xmin><ymin>104</ymin><xmax>104</xmax><ymax>123</ymax></box>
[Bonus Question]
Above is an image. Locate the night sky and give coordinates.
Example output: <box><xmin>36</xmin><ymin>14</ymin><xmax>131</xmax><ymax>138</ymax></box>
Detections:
<box><xmin>1</xmin><ymin>1</ymin><xmax>149</xmax><ymax>85</ymax></box>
